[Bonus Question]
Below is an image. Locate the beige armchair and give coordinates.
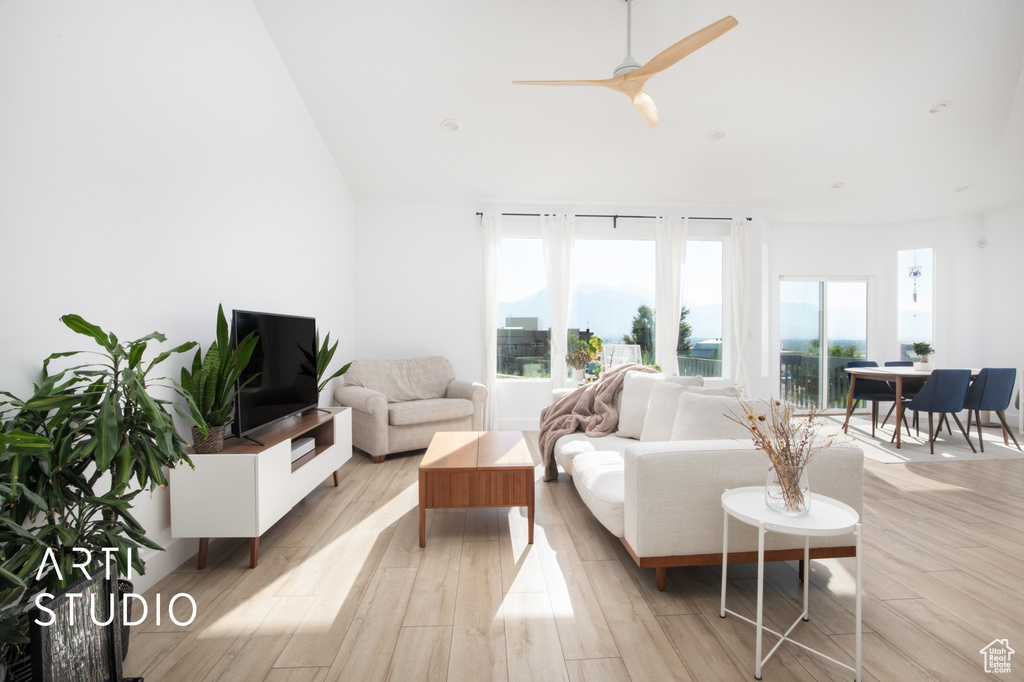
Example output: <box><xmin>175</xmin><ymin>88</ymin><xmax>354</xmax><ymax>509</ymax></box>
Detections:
<box><xmin>334</xmin><ymin>356</ymin><xmax>487</xmax><ymax>463</ymax></box>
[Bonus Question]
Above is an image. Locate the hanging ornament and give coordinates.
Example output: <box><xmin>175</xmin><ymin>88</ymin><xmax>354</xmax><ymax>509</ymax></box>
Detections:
<box><xmin>908</xmin><ymin>264</ymin><xmax>923</xmax><ymax>303</ymax></box>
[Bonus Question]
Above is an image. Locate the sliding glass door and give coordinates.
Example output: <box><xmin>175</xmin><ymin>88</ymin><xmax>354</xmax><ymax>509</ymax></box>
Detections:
<box><xmin>780</xmin><ymin>279</ymin><xmax>869</xmax><ymax>410</ymax></box>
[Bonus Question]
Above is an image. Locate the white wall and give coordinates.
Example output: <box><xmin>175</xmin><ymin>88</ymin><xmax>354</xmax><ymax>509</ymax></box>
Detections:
<box><xmin>352</xmin><ymin>201</ymin><xmax>484</xmax><ymax>381</ymax></box>
<box><xmin>0</xmin><ymin>1</ymin><xmax>356</xmax><ymax>591</ymax></box>
<box><xmin>981</xmin><ymin>202</ymin><xmax>1024</xmax><ymax>429</ymax></box>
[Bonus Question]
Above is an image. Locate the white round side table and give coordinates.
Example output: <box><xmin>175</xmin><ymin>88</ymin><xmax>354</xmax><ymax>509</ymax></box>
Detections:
<box><xmin>719</xmin><ymin>486</ymin><xmax>862</xmax><ymax>681</ymax></box>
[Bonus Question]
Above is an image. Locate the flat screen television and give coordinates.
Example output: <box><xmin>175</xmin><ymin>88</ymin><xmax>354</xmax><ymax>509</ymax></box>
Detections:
<box><xmin>232</xmin><ymin>310</ymin><xmax>319</xmax><ymax>438</ymax></box>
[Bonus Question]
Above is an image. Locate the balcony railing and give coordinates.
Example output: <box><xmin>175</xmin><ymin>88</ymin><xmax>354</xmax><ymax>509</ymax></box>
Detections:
<box><xmin>780</xmin><ymin>353</ymin><xmax>861</xmax><ymax>410</ymax></box>
<box><xmin>678</xmin><ymin>356</ymin><xmax>723</xmax><ymax>378</ymax></box>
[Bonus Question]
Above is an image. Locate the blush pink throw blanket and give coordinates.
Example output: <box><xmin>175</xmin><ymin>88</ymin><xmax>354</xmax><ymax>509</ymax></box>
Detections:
<box><xmin>539</xmin><ymin>363</ymin><xmax>659</xmax><ymax>481</ymax></box>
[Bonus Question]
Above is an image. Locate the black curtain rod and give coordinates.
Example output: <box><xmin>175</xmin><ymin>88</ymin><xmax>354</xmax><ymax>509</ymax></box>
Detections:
<box><xmin>475</xmin><ymin>212</ymin><xmax>751</xmax><ymax>228</ymax></box>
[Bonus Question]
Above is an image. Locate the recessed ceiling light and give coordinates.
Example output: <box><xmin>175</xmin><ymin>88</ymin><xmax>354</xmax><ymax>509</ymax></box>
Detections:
<box><xmin>830</xmin><ymin>182</ymin><xmax>845</xmax><ymax>189</ymax></box>
<box><xmin>440</xmin><ymin>119</ymin><xmax>460</xmax><ymax>133</ymax></box>
<box><xmin>955</xmin><ymin>185</ymin><xmax>970</xmax><ymax>192</ymax></box>
<box><xmin>707</xmin><ymin>129</ymin><xmax>727</xmax><ymax>141</ymax></box>
<box><xmin>929</xmin><ymin>100</ymin><xmax>952</xmax><ymax>114</ymax></box>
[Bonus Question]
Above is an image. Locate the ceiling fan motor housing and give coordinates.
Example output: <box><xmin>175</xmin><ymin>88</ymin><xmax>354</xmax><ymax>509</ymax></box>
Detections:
<box><xmin>613</xmin><ymin>56</ymin><xmax>642</xmax><ymax>77</ymax></box>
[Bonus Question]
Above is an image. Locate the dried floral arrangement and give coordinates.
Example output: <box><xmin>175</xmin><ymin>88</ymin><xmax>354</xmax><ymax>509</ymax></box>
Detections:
<box><xmin>726</xmin><ymin>397</ymin><xmax>838</xmax><ymax>512</ymax></box>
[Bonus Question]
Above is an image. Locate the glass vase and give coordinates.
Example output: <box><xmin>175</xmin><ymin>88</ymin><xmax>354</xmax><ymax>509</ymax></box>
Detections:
<box><xmin>765</xmin><ymin>464</ymin><xmax>810</xmax><ymax>515</ymax></box>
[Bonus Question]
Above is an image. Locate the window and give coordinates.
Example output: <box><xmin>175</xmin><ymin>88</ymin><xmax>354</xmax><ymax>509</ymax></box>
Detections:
<box><xmin>497</xmin><ymin>238</ymin><xmax>550</xmax><ymax>378</ymax></box>
<box><xmin>779</xmin><ymin>278</ymin><xmax>869</xmax><ymax>409</ymax></box>
<box><xmin>897</xmin><ymin>248</ymin><xmax>933</xmax><ymax>361</ymax></box>
<box><xmin>679</xmin><ymin>240</ymin><xmax>725</xmax><ymax>377</ymax></box>
<box><xmin>494</xmin><ymin>224</ymin><xmax>729</xmax><ymax>380</ymax></box>
<box><xmin>570</xmin><ymin>239</ymin><xmax>656</xmax><ymax>366</ymax></box>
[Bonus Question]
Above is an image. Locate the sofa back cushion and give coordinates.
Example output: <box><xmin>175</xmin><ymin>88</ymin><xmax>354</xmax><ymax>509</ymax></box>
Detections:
<box><xmin>670</xmin><ymin>392</ymin><xmax>770</xmax><ymax>441</ymax></box>
<box><xmin>639</xmin><ymin>384</ymin><xmax>741</xmax><ymax>441</ymax></box>
<box><xmin>344</xmin><ymin>356</ymin><xmax>455</xmax><ymax>402</ymax></box>
<box><xmin>617</xmin><ymin>372</ymin><xmax>703</xmax><ymax>439</ymax></box>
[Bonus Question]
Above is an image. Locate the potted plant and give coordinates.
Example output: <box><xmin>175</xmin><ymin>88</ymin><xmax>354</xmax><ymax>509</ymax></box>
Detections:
<box><xmin>175</xmin><ymin>305</ymin><xmax>259</xmax><ymax>453</ymax></box>
<box><xmin>314</xmin><ymin>330</ymin><xmax>351</xmax><ymax>392</ymax></box>
<box><xmin>727</xmin><ymin>397</ymin><xmax>836</xmax><ymax>515</ymax></box>
<box><xmin>566</xmin><ymin>348</ymin><xmax>590</xmax><ymax>383</ymax></box>
<box><xmin>585</xmin><ymin>335</ymin><xmax>603</xmax><ymax>380</ymax></box>
<box><xmin>0</xmin><ymin>315</ymin><xmax>196</xmax><ymax>675</ymax></box>
<box><xmin>912</xmin><ymin>342</ymin><xmax>935</xmax><ymax>371</ymax></box>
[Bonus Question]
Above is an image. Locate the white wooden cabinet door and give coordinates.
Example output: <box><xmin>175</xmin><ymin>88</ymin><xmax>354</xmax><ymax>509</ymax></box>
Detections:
<box><xmin>256</xmin><ymin>441</ymin><xmax>292</xmax><ymax>535</ymax></box>
<box><xmin>170</xmin><ymin>454</ymin><xmax>258</xmax><ymax>538</ymax></box>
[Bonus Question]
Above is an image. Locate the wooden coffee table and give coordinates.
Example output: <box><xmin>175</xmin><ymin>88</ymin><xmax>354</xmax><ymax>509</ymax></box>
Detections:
<box><xmin>419</xmin><ymin>431</ymin><xmax>535</xmax><ymax>547</ymax></box>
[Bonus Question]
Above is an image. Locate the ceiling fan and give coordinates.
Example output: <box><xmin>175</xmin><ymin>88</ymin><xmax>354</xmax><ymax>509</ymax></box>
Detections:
<box><xmin>513</xmin><ymin>1</ymin><xmax>737</xmax><ymax>127</ymax></box>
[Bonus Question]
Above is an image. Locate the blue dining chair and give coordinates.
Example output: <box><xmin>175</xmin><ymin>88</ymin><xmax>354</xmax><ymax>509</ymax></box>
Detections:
<box><xmin>963</xmin><ymin>368</ymin><xmax>1021</xmax><ymax>452</ymax></box>
<box><xmin>879</xmin><ymin>361</ymin><xmax>921</xmax><ymax>434</ymax></box>
<box><xmin>902</xmin><ymin>369</ymin><xmax>976</xmax><ymax>454</ymax></box>
<box><xmin>846</xmin><ymin>360</ymin><xmax>898</xmax><ymax>437</ymax></box>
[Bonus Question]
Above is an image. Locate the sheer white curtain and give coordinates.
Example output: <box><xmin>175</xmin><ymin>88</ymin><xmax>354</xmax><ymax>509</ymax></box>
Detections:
<box><xmin>730</xmin><ymin>217</ymin><xmax>749</xmax><ymax>391</ymax></box>
<box><xmin>541</xmin><ymin>214</ymin><xmax>575</xmax><ymax>389</ymax></box>
<box><xmin>482</xmin><ymin>213</ymin><xmax>502</xmax><ymax>429</ymax></box>
<box><xmin>654</xmin><ymin>216</ymin><xmax>688</xmax><ymax>375</ymax></box>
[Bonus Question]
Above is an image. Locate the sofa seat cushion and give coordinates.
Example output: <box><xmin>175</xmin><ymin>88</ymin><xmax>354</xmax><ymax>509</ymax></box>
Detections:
<box><xmin>554</xmin><ymin>432</ymin><xmax>638</xmax><ymax>475</ymax></box>
<box><xmin>388</xmin><ymin>398</ymin><xmax>474</xmax><ymax>426</ymax></box>
<box><xmin>572</xmin><ymin>451</ymin><xmax>626</xmax><ymax>538</ymax></box>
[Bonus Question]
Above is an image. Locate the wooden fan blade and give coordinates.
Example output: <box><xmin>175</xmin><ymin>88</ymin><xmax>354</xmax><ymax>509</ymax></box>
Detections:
<box><xmin>513</xmin><ymin>79</ymin><xmax>616</xmax><ymax>88</ymax></box>
<box><xmin>632</xmin><ymin>90</ymin><xmax>660</xmax><ymax>127</ymax></box>
<box><xmin>633</xmin><ymin>15</ymin><xmax>738</xmax><ymax>79</ymax></box>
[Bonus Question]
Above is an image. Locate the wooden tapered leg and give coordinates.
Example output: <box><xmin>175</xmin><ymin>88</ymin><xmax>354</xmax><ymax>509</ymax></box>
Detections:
<box><xmin>895</xmin><ymin>377</ymin><xmax>904</xmax><ymax>448</ymax></box>
<box><xmin>527</xmin><ymin>471</ymin><xmax>535</xmax><ymax>545</ymax></box>
<box><xmin>250</xmin><ymin>537</ymin><xmax>260</xmax><ymax>569</ymax></box>
<box><xmin>928</xmin><ymin>413</ymin><xmax>935</xmax><ymax>454</ymax></box>
<box><xmin>656</xmin><ymin>567</ymin><xmax>667</xmax><ymax>591</ymax></box>
<box><xmin>371</xmin><ymin>455</ymin><xmax>386</xmax><ymax>464</ymax></box>
<box><xmin>333</xmin><ymin>470</ymin><xmax>340</xmax><ymax>487</ymax></box>
<box><xmin>197</xmin><ymin>538</ymin><xmax>209</xmax><ymax>570</ymax></box>
<box><xmin>418</xmin><ymin>470</ymin><xmax>427</xmax><ymax>548</ymax></box>
<box><xmin>881</xmin><ymin>402</ymin><xmax>897</xmax><ymax>428</ymax></box>
<box><xmin>843</xmin><ymin>376</ymin><xmax>857</xmax><ymax>432</ymax></box>
<box><xmin>950</xmin><ymin>413</ymin><xmax>976</xmax><ymax>453</ymax></box>
<box><xmin>996</xmin><ymin>411</ymin><xmax>1022</xmax><ymax>451</ymax></box>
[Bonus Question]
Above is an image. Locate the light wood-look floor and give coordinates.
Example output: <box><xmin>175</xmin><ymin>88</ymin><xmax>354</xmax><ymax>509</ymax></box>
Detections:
<box><xmin>125</xmin><ymin>447</ymin><xmax>1024</xmax><ymax>681</ymax></box>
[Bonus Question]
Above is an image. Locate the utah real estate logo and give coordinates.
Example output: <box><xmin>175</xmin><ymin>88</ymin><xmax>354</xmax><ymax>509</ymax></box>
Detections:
<box><xmin>980</xmin><ymin>639</ymin><xmax>1014</xmax><ymax>674</ymax></box>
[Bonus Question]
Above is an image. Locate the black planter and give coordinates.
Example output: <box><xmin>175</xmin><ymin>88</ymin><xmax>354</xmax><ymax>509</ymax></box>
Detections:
<box><xmin>117</xmin><ymin>579</ymin><xmax>133</xmax><ymax>661</ymax></box>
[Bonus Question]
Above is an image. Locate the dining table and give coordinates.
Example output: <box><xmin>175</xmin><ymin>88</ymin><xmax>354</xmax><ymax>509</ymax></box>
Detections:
<box><xmin>841</xmin><ymin>366</ymin><xmax>978</xmax><ymax>449</ymax></box>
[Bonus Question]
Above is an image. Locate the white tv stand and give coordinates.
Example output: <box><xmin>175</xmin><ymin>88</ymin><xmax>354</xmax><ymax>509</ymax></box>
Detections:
<box><xmin>170</xmin><ymin>407</ymin><xmax>352</xmax><ymax>569</ymax></box>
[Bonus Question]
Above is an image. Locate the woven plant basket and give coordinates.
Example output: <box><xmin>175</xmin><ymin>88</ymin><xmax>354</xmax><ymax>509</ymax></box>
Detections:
<box><xmin>191</xmin><ymin>425</ymin><xmax>225</xmax><ymax>453</ymax></box>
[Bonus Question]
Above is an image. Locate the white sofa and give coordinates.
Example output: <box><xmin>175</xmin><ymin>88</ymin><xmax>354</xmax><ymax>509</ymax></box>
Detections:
<box><xmin>334</xmin><ymin>356</ymin><xmax>487</xmax><ymax>463</ymax></box>
<box><xmin>550</xmin><ymin>373</ymin><xmax>864</xmax><ymax>590</ymax></box>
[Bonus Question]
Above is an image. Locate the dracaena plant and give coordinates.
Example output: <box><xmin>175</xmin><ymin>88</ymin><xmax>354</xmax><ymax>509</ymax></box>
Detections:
<box><xmin>175</xmin><ymin>304</ymin><xmax>259</xmax><ymax>436</ymax></box>
<box><xmin>315</xmin><ymin>330</ymin><xmax>351</xmax><ymax>393</ymax></box>
<box><xmin>0</xmin><ymin>315</ymin><xmax>196</xmax><ymax>670</ymax></box>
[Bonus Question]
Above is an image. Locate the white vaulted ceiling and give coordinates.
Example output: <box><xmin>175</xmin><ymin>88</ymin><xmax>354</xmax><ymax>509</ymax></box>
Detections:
<box><xmin>252</xmin><ymin>0</ymin><xmax>1024</xmax><ymax>223</ymax></box>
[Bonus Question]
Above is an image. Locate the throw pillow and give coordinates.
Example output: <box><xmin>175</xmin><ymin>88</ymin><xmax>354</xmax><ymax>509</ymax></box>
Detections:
<box><xmin>669</xmin><ymin>392</ymin><xmax>769</xmax><ymax>441</ymax></box>
<box><xmin>639</xmin><ymin>383</ymin><xmax>742</xmax><ymax>441</ymax></box>
<box><xmin>617</xmin><ymin>372</ymin><xmax>703</xmax><ymax>440</ymax></box>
